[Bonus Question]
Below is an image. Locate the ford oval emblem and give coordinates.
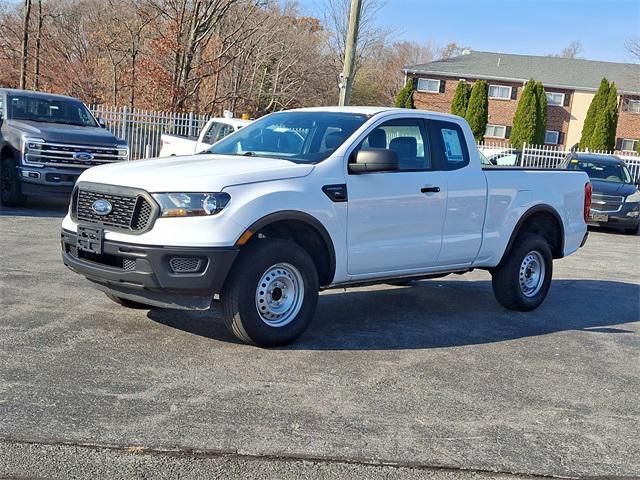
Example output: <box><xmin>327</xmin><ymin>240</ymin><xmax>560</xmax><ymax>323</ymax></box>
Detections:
<box><xmin>73</xmin><ymin>152</ymin><xmax>94</xmax><ymax>162</ymax></box>
<box><xmin>91</xmin><ymin>199</ymin><xmax>112</xmax><ymax>216</ymax></box>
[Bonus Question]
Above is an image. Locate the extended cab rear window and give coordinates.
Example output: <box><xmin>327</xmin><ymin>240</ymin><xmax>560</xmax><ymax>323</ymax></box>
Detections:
<box><xmin>427</xmin><ymin>120</ymin><xmax>470</xmax><ymax>170</ymax></box>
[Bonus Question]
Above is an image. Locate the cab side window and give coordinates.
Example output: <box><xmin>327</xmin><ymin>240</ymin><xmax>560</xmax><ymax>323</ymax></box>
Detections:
<box><xmin>215</xmin><ymin>124</ymin><xmax>234</xmax><ymax>142</ymax></box>
<box><xmin>355</xmin><ymin>118</ymin><xmax>431</xmax><ymax>171</ymax></box>
<box><xmin>202</xmin><ymin>122</ymin><xmax>221</xmax><ymax>144</ymax></box>
<box><xmin>427</xmin><ymin>120</ymin><xmax>470</xmax><ymax>170</ymax></box>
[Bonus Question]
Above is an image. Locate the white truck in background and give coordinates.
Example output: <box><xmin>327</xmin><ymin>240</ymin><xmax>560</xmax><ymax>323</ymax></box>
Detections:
<box><xmin>159</xmin><ymin>117</ymin><xmax>251</xmax><ymax>157</ymax></box>
<box><xmin>62</xmin><ymin>107</ymin><xmax>591</xmax><ymax>347</ymax></box>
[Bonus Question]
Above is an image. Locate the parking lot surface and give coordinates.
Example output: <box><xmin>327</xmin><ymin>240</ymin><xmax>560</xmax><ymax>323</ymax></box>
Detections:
<box><xmin>1</xmin><ymin>200</ymin><xmax>639</xmax><ymax>479</ymax></box>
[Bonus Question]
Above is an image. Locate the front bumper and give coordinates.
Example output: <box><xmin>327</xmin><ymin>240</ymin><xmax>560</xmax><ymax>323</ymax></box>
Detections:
<box><xmin>19</xmin><ymin>166</ymin><xmax>84</xmax><ymax>196</ymax></box>
<box><xmin>588</xmin><ymin>204</ymin><xmax>640</xmax><ymax>230</ymax></box>
<box><xmin>61</xmin><ymin>229</ymin><xmax>239</xmax><ymax>309</ymax></box>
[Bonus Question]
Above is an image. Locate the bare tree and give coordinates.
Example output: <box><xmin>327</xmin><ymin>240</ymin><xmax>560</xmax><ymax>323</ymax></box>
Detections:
<box><xmin>320</xmin><ymin>0</ymin><xmax>390</xmax><ymax>91</ymax></box>
<box><xmin>19</xmin><ymin>0</ymin><xmax>32</xmax><ymax>89</ymax></box>
<box><xmin>439</xmin><ymin>42</ymin><xmax>469</xmax><ymax>60</ymax></box>
<box><xmin>626</xmin><ymin>37</ymin><xmax>640</xmax><ymax>62</ymax></box>
<box><xmin>560</xmin><ymin>40</ymin><xmax>582</xmax><ymax>59</ymax></box>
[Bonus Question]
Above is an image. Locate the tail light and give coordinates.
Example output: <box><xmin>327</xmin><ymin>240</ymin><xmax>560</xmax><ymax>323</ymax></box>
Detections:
<box><xmin>584</xmin><ymin>182</ymin><xmax>592</xmax><ymax>223</ymax></box>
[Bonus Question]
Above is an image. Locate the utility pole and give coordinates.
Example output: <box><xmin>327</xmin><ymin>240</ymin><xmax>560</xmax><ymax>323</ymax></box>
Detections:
<box><xmin>20</xmin><ymin>0</ymin><xmax>32</xmax><ymax>90</ymax></box>
<box><xmin>338</xmin><ymin>0</ymin><xmax>362</xmax><ymax>106</ymax></box>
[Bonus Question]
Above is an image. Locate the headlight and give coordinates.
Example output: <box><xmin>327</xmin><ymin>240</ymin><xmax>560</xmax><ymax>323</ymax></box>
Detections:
<box><xmin>625</xmin><ymin>190</ymin><xmax>640</xmax><ymax>203</ymax></box>
<box><xmin>117</xmin><ymin>145</ymin><xmax>130</xmax><ymax>161</ymax></box>
<box><xmin>22</xmin><ymin>136</ymin><xmax>46</xmax><ymax>165</ymax></box>
<box><xmin>152</xmin><ymin>192</ymin><xmax>230</xmax><ymax>218</ymax></box>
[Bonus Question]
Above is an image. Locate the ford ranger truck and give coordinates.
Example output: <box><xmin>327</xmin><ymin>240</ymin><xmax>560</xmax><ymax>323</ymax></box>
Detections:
<box><xmin>61</xmin><ymin>107</ymin><xmax>591</xmax><ymax>347</ymax></box>
<box><xmin>0</xmin><ymin>88</ymin><xmax>129</xmax><ymax>206</ymax></box>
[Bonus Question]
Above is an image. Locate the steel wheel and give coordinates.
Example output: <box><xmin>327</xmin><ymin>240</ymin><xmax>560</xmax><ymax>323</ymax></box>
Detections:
<box><xmin>519</xmin><ymin>250</ymin><xmax>545</xmax><ymax>298</ymax></box>
<box><xmin>255</xmin><ymin>262</ymin><xmax>305</xmax><ymax>327</ymax></box>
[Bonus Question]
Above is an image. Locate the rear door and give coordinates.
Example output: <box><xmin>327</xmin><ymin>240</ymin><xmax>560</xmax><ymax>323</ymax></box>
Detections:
<box><xmin>346</xmin><ymin>117</ymin><xmax>448</xmax><ymax>276</ymax></box>
<box><xmin>426</xmin><ymin>119</ymin><xmax>487</xmax><ymax>267</ymax></box>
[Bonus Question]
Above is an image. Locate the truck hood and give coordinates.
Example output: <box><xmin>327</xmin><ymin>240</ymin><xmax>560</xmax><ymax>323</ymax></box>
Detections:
<box><xmin>591</xmin><ymin>180</ymin><xmax>637</xmax><ymax>198</ymax></box>
<box><xmin>78</xmin><ymin>154</ymin><xmax>315</xmax><ymax>192</ymax></box>
<box><xmin>7</xmin><ymin>119</ymin><xmax>125</xmax><ymax>147</ymax></box>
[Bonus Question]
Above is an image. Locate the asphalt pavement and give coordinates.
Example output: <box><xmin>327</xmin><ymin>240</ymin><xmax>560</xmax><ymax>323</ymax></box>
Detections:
<box><xmin>0</xmin><ymin>199</ymin><xmax>639</xmax><ymax>479</ymax></box>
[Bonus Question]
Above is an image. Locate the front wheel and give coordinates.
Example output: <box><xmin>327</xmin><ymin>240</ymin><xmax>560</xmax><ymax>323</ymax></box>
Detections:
<box><xmin>491</xmin><ymin>234</ymin><xmax>553</xmax><ymax>311</ymax></box>
<box><xmin>220</xmin><ymin>239</ymin><xmax>319</xmax><ymax>347</ymax></box>
<box><xmin>1</xmin><ymin>157</ymin><xmax>26</xmax><ymax>207</ymax></box>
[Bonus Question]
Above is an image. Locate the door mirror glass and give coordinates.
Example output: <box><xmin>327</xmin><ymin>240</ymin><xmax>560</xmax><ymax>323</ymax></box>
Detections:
<box><xmin>349</xmin><ymin>148</ymin><xmax>399</xmax><ymax>173</ymax></box>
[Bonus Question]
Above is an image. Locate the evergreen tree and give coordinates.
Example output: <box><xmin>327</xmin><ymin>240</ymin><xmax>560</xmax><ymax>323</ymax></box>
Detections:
<box><xmin>534</xmin><ymin>81</ymin><xmax>547</xmax><ymax>145</ymax></box>
<box><xmin>450</xmin><ymin>81</ymin><xmax>471</xmax><ymax>117</ymax></box>
<box><xmin>464</xmin><ymin>80</ymin><xmax>488</xmax><ymax>141</ymax></box>
<box><xmin>606</xmin><ymin>82</ymin><xmax>618</xmax><ymax>150</ymax></box>
<box><xmin>395</xmin><ymin>79</ymin><xmax>414</xmax><ymax>109</ymax></box>
<box><xmin>636</xmin><ymin>140</ymin><xmax>640</xmax><ymax>155</ymax></box>
<box><xmin>510</xmin><ymin>79</ymin><xmax>538</xmax><ymax>149</ymax></box>
<box><xmin>580</xmin><ymin>78</ymin><xmax>610</xmax><ymax>148</ymax></box>
<box><xmin>590</xmin><ymin>82</ymin><xmax>619</xmax><ymax>151</ymax></box>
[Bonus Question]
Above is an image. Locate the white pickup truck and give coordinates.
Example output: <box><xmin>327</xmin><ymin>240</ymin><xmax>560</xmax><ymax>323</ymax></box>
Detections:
<box><xmin>159</xmin><ymin>117</ymin><xmax>251</xmax><ymax>157</ymax></box>
<box><xmin>61</xmin><ymin>107</ymin><xmax>591</xmax><ymax>346</ymax></box>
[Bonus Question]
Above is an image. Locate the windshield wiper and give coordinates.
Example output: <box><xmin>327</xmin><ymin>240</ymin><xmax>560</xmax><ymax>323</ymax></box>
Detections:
<box><xmin>242</xmin><ymin>151</ymin><xmax>255</xmax><ymax>156</ymax></box>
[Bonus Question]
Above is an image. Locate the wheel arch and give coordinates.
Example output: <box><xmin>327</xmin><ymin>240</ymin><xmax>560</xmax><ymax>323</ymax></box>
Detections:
<box><xmin>238</xmin><ymin>210</ymin><xmax>337</xmax><ymax>287</ymax></box>
<box><xmin>498</xmin><ymin>204</ymin><xmax>565</xmax><ymax>265</ymax></box>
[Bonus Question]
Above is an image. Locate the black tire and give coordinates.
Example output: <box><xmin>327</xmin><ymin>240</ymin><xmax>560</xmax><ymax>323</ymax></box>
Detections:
<box><xmin>491</xmin><ymin>234</ymin><xmax>553</xmax><ymax>312</ymax></box>
<box><xmin>220</xmin><ymin>238</ymin><xmax>319</xmax><ymax>347</ymax></box>
<box><xmin>625</xmin><ymin>224</ymin><xmax>640</xmax><ymax>235</ymax></box>
<box><xmin>105</xmin><ymin>293</ymin><xmax>155</xmax><ymax>310</ymax></box>
<box><xmin>1</xmin><ymin>156</ymin><xmax>26</xmax><ymax>207</ymax></box>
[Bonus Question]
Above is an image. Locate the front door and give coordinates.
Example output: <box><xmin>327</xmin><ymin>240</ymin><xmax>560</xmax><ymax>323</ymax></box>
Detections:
<box><xmin>346</xmin><ymin>117</ymin><xmax>447</xmax><ymax>276</ymax></box>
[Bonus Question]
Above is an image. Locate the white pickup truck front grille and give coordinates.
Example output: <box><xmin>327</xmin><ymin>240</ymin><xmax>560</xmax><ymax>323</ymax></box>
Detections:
<box><xmin>24</xmin><ymin>141</ymin><xmax>128</xmax><ymax>168</ymax></box>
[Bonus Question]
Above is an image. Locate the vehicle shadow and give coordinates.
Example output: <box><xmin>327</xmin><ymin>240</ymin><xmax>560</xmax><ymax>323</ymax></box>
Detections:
<box><xmin>0</xmin><ymin>197</ymin><xmax>69</xmax><ymax>218</ymax></box>
<box><xmin>147</xmin><ymin>279</ymin><xmax>639</xmax><ymax>350</ymax></box>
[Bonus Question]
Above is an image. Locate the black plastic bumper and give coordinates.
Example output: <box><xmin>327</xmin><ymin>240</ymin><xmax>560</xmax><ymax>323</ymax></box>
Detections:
<box><xmin>61</xmin><ymin>229</ymin><xmax>239</xmax><ymax>309</ymax></box>
<box><xmin>19</xmin><ymin>166</ymin><xmax>83</xmax><ymax>196</ymax></box>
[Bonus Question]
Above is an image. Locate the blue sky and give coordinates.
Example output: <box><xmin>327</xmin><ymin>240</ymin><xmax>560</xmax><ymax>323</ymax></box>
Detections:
<box><xmin>299</xmin><ymin>0</ymin><xmax>640</xmax><ymax>63</ymax></box>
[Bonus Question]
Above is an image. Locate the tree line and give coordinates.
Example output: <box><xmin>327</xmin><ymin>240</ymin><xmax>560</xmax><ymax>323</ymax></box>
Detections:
<box><xmin>0</xmin><ymin>0</ymin><xmax>463</xmax><ymax>117</ymax></box>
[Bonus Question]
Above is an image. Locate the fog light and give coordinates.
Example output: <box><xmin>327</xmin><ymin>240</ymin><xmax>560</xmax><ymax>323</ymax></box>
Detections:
<box><xmin>21</xmin><ymin>170</ymin><xmax>41</xmax><ymax>179</ymax></box>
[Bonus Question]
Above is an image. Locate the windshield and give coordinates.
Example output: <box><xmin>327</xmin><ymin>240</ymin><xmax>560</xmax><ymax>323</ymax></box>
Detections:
<box><xmin>207</xmin><ymin>111</ymin><xmax>370</xmax><ymax>163</ymax></box>
<box><xmin>567</xmin><ymin>158</ymin><xmax>633</xmax><ymax>184</ymax></box>
<box><xmin>7</xmin><ymin>94</ymin><xmax>98</xmax><ymax>127</ymax></box>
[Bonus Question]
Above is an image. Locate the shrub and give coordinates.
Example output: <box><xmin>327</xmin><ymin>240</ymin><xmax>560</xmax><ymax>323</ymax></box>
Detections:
<box><xmin>580</xmin><ymin>78</ymin><xmax>610</xmax><ymax>148</ymax></box>
<box><xmin>395</xmin><ymin>79</ymin><xmax>414</xmax><ymax>109</ymax></box>
<box><xmin>510</xmin><ymin>79</ymin><xmax>538</xmax><ymax>149</ymax></box>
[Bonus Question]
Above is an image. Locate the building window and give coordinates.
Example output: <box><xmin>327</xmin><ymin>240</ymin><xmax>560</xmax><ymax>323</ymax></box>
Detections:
<box><xmin>485</xmin><ymin>124</ymin><xmax>507</xmax><ymax>138</ymax></box>
<box><xmin>621</xmin><ymin>139</ymin><xmax>639</xmax><ymax>151</ymax></box>
<box><xmin>544</xmin><ymin>130</ymin><xmax>560</xmax><ymax>145</ymax></box>
<box><xmin>488</xmin><ymin>85</ymin><xmax>512</xmax><ymax>99</ymax></box>
<box><xmin>416</xmin><ymin>78</ymin><xmax>441</xmax><ymax>93</ymax></box>
<box><xmin>546</xmin><ymin>92</ymin><xmax>565</xmax><ymax>106</ymax></box>
<box><xmin>622</xmin><ymin>98</ymin><xmax>640</xmax><ymax>113</ymax></box>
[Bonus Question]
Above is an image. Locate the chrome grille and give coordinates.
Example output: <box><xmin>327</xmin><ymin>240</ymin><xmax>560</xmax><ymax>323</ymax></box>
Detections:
<box><xmin>591</xmin><ymin>194</ymin><xmax>623</xmax><ymax>213</ymax></box>
<box><xmin>74</xmin><ymin>188</ymin><xmax>155</xmax><ymax>232</ymax></box>
<box><xmin>24</xmin><ymin>141</ymin><xmax>128</xmax><ymax>168</ymax></box>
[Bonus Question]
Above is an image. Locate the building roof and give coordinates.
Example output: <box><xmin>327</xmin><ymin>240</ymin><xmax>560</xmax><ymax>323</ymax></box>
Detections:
<box><xmin>403</xmin><ymin>51</ymin><xmax>640</xmax><ymax>95</ymax></box>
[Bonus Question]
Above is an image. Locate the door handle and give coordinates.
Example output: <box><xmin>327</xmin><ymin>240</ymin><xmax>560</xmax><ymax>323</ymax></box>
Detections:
<box><xmin>421</xmin><ymin>186</ymin><xmax>440</xmax><ymax>193</ymax></box>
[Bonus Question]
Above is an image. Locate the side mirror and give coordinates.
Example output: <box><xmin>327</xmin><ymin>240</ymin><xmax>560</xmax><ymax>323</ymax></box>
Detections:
<box><xmin>348</xmin><ymin>148</ymin><xmax>399</xmax><ymax>174</ymax></box>
<box><xmin>97</xmin><ymin>118</ymin><xmax>106</xmax><ymax>128</ymax></box>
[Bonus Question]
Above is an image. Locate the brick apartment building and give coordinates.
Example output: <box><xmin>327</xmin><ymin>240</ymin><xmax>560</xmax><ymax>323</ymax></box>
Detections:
<box><xmin>403</xmin><ymin>51</ymin><xmax>640</xmax><ymax>150</ymax></box>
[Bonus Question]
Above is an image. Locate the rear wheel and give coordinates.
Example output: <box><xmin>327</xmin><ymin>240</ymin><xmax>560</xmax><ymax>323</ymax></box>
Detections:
<box><xmin>105</xmin><ymin>293</ymin><xmax>155</xmax><ymax>310</ymax></box>
<box><xmin>491</xmin><ymin>234</ymin><xmax>553</xmax><ymax>311</ymax></box>
<box><xmin>220</xmin><ymin>238</ymin><xmax>319</xmax><ymax>347</ymax></box>
<box><xmin>1</xmin><ymin>156</ymin><xmax>26</xmax><ymax>207</ymax></box>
